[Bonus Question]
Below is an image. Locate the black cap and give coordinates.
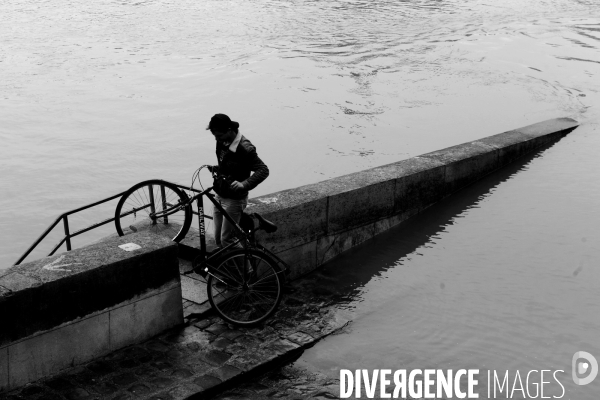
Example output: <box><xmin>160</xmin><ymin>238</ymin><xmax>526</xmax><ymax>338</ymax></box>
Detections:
<box><xmin>207</xmin><ymin>114</ymin><xmax>239</xmax><ymax>132</ymax></box>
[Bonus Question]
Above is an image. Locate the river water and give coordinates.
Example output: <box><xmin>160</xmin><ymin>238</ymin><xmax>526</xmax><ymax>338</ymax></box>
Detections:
<box><xmin>1</xmin><ymin>0</ymin><xmax>599</xmax><ymax>396</ymax></box>
<box><xmin>295</xmin><ymin>134</ymin><xmax>600</xmax><ymax>399</ymax></box>
<box><xmin>1</xmin><ymin>0</ymin><xmax>598</xmax><ymax>267</ymax></box>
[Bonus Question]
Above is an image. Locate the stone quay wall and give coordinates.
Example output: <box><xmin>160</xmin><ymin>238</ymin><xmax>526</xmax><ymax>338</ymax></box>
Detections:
<box><xmin>0</xmin><ymin>231</ymin><xmax>183</xmax><ymax>392</ymax></box>
<box><xmin>0</xmin><ymin>117</ymin><xmax>578</xmax><ymax>393</ymax></box>
<box><xmin>248</xmin><ymin>118</ymin><xmax>578</xmax><ymax>280</ymax></box>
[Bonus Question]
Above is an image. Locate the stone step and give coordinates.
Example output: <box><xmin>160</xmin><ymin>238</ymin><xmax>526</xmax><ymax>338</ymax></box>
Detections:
<box><xmin>2</xmin><ymin>273</ymin><xmax>351</xmax><ymax>400</ymax></box>
<box><xmin>179</xmin><ymin>258</ymin><xmax>212</xmax><ymax>321</ymax></box>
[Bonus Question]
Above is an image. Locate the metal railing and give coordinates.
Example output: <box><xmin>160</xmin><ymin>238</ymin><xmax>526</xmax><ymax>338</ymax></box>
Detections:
<box><xmin>14</xmin><ymin>182</ymin><xmax>204</xmax><ymax>266</ymax></box>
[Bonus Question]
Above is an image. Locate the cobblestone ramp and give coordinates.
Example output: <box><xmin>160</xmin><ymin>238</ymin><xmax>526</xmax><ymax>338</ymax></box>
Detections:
<box><xmin>215</xmin><ymin>364</ymin><xmax>344</xmax><ymax>400</ymax></box>
<box><xmin>0</xmin><ymin>262</ymin><xmax>350</xmax><ymax>400</ymax></box>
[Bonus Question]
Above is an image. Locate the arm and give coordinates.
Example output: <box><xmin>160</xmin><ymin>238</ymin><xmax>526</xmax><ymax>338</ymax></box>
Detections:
<box><xmin>240</xmin><ymin>147</ymin><xmax>269</xmax><ymax>191</ymax></box>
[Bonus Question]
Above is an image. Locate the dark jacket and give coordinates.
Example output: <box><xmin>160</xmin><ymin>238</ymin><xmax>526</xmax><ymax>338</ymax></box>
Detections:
<box><xmin>213</xmin><ymin>134</ymin><xmax>269</xmax><ymax>199</ymax></box>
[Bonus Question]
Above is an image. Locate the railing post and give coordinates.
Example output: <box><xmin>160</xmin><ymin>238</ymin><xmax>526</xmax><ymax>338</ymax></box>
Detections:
<box><xmin>63</xmin><ymin>216</ymin><xmax>72</xmax><ymax>251</ymax></box>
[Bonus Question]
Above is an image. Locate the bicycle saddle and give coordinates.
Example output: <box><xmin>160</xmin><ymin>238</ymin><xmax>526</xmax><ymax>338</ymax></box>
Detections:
<box><xmin>253</xmin><ymin>213</ymin><xmax>277</xmax><ymax>233</ymax></box>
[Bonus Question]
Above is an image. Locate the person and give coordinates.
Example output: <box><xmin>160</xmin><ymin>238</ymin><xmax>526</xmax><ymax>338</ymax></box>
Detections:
<box><xmin>206</xmin><ymin>113</ymin><xmax>269</xmax><ymax>248</ymax></box>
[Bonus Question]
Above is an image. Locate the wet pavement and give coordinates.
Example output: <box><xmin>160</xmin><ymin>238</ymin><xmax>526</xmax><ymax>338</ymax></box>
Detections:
<box><xmin>0</xmin><ymin>265</ymin><xmax>351</xmax><ymax>400</ymax></box>
<box><xmin>213</xmin><ymin>364</ymin><xmax>343</xmax><ymax>400</ymax></box>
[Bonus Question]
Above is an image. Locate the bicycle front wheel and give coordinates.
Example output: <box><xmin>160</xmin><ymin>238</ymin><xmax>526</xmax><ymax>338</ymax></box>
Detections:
<box><xmin>207</xmin><ymin>249</ymin><xmax>283</xmax><ymax>326</ymax></box>
<box><xmin>114</xmin><ymin>179</ymin><xmax>192</xmax><ymax>242</ymax></box>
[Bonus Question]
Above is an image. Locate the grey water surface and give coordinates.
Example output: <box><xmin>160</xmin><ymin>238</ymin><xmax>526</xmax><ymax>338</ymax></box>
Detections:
<box><xmin>1</xmin><ymin>0</ymin><xmax>598</xmax><ymax>267</ymax></box>
<box><xmin>1</xmin><ymin>0</ymin><xmax>599</xmax><ymax>396</ymax></box>
<box><xmin>295</xmin><ymin>137</ymin><xmax>600</xmax><ymax>399</ymax></box>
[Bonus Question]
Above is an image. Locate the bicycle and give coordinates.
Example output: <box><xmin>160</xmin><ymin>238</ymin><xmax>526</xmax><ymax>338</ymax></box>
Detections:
<box><xmin>113</xmin><ymin>166</ymin><xmax>287</xmax><ymax>326</ymax></box>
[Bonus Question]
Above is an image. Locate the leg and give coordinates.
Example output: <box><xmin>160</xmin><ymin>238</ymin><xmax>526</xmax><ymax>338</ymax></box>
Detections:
<box><xmin>217</xmin><ymin>196</ymin><xmax>248</xmax><ymax>248</ymax></box>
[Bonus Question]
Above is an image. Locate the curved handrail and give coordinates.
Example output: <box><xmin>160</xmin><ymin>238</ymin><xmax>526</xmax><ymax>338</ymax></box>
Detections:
<box><xmin>14</xmin><ymin>191</ymin><xmax>126</xmax><ymax>266</ymax></box>
<box><xmin>14</xmin><ymin>181</ymin><xmax>203</xmax><ymax>266</ymax></box>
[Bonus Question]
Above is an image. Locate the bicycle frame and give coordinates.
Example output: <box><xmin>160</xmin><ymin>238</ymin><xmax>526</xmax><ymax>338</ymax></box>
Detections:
<box><xmin>143</xmin><ymin>182</ymin><xmax>288</xmax><ymax>284</ymax></box>
<box><xmin>114</xmin><ymin>177</ymin><xmax>289</xmax><ymax>325</ymax></box>
<box><xmin>195</xmin><ymin>190</ymin><xmax>248</xmax><ymax>255</ymax></box>
<box><xmin>146</xmin><ymin>186</ymin><xmax>251</xmax><ymax>272</ymax></box>
<box><xmin>148</xmin><ymin>186</ymin><xmax>245</xmax><ymax>245</ymax></box>
<box><xmin>193</xmin><ymin>190</ymin><xmax>262</xmax><ymax>283</ymax></box>
<box><xmin>193</xmin><ymin>190</ymin><xmax>290</xmax><ymax>282</ymax></box>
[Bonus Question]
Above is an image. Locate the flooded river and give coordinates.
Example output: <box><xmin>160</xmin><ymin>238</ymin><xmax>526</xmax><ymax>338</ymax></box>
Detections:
<box><xmin>296</xmin><ymin>131</ymin><xmax>600</xmax><ymax>398</ymax></box>
<box><xmin>1</xmin><ymin>0</ymin><xmax>599</xmax><ymax>397</ymax></box>
<box><xmin>1</xmin><ymin>0</ymin><xmax>598</xmax><ymax>267</ymax></box>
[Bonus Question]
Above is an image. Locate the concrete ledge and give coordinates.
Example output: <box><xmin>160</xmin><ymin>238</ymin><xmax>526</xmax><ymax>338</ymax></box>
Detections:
<box><xmin>1</xmin><ymin>270</ymin><xmax>352</xmax><ymax>400</ymax></box>
<box><xmin>0</xmin><ymin>232</ymin><xmax>179</xmax><ymax>345</ymax></box>
<box><xmin>246</xmin><ymin>118</ymin><xmax>578</xmax><ymax>280</ymax></box>
<box><xmin>0</xmin><ymin>347</ymin><xmax>7</xmax><ymax>391</ymax></box>
<box><xmin>0</xmin><ymin>117</ymin><xmax>579</xmax><ymax>399</ymax></box>
<box><xmin>247</xmin><ymin>188</ymin><xmax>328</xmax><ymax>252</ymax></box>
<box><xmin>7</xmin><ymin>310</ymin><xmax>111</xmax><ymax>389</ymax></box>
<box><xmin>0</xmin><ymin>231</ymin><xmax>183</xmax><ymax>392</ymax></box>
<box><xmin>109</xmin><ymin>284</ymin><xmax>182</xmax><ymax>350</ymax></box>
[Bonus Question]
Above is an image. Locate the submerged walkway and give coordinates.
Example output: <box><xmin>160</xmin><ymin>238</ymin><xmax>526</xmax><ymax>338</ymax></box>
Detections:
<box><xmin>0</xmin><ymin>261</ymin><xmax>350</xmax><ymax>400</ymax></box>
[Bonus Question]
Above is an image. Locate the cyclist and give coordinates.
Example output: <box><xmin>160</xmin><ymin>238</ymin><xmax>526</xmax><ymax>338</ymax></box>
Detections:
<box><xmin>206</xmin><ymin>113</ymin><xmax>269</xmax><ymax>248</ymax></box>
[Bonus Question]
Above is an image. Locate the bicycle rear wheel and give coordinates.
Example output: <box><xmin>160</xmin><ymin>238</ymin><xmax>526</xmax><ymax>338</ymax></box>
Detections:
<box><xmin>115</xmin><ymin>179</ymin><xmax>192</xmax><ymax>242</ymax></box>
<box><xmin>207</xmin><ymin>249</ymin><xmax>283</xmax><ymax>326</ymax></box>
